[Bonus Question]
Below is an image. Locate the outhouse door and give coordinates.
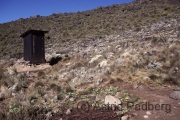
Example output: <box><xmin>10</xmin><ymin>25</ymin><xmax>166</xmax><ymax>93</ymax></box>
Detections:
<box><xmin>32</xmin><ymin>35</ymin><xmax>45</xmax><ymax>63</ymax></box>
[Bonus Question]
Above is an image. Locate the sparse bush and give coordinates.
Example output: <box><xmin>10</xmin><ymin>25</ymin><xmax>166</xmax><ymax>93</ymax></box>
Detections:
<box><xmin>0</xmin><ymin>67</ymin><xmax>5</xmax><ymax>86</ymax></box>
<box><xmin>109</xmin><ymin>78</ymin><xmax>116</xmax><ymax>84</ymax></box>
<box><xmin>35</xmin><ymin>81</ymin><xmax>44</xmax><ymax>88</ymax></box>
<box><xmin>152</xmin><ymin>37</ymin><xmax>158</xmax><ymax>43</ymax></box>
<box><xmin>62</xmin><ymin>56</ymin><xmax>70</xmax><ymax>61</ymax></box>
<box><xmin>57</xmin><ymin>93</ymin><xmax>64</xmax><ymax>100</ymax></box>
<box><xmin>65</xmin><ymin>86</ymin><xmax>74</xmax><ymax>93</ymax></box>
<box><xmin>105</xmin><ymin>87</ymin><xmax>118</xmax><ymax>96</ymax></box>
<box><xmin>169</xmin><ymin>44</ymin><xmax>177</xmax><ymax>53</ymax></box>
<box><xmin>0</xmin><ymin>67</ymin><xmax>4</xmax><ymax>80</ymax></box>
<box><xmin>50</xmin><ymin>83</ymin><xmax>61</xmax><ymax>92</ymax></box>
<box><xmin>116</xmin><ymin>77</ymin><xmax>123</xmax><ymax>82</ymax></box>
<box><xmin>37</xmin><ymin>88</ymin><xmax>46</xmax><ymax>97</ymax></box>
<box><xmin>163</xmin><ymin>75</ymin><xmax>179</xmax><ymax>86</ymax></box>
<box><xmin>149</xmin><ymin>74</ymin><xmax>159</xmax><ymax>80</ymax></box>
<box><xmin>15</xmin><ymin>83</ymin><xmax>22</xmax><ymax>92</ymax></box>
<box><xmin>0</xmin><ymin>106</ymin><xmax>47</xmax><ymax>120</ymax></box>
<box><xmin>4</xmin><ymin>78</ymin><xmax>14</xmax><ymax>87</ymax></box>
<box><xmin>69</xmin><ymin>61</ymin><xmax>84</xmax><ymax>70</ymax></box>
<box><xmin>37</xmin><ymin>71</ymin><xmax>45</xmax><ymax>78</ymax></box>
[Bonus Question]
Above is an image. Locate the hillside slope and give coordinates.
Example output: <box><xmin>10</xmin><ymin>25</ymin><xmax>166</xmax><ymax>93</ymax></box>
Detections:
<box><xmin>0</xmin><ymin>0</ymin><xmax>180</xmax><ymax>58</ymax></box>
<box><xmin>0</xmin><ymin>0</ymin><xmax>180</xmax><ymax>119</ymax></box>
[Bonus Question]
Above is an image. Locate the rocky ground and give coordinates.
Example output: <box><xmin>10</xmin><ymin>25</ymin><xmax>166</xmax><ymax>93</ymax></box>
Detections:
<box><xmin>0</xmin><ymin>17</ymin><xmax>180</xmax><ymax>120</ymax></box>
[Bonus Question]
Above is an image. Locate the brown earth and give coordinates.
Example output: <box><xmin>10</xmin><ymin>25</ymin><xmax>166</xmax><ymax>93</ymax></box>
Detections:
<box><xmin>52</xmin><ymin>83</ymin><xmax>180</xmax><ymax>120</ymax></box>
<box><xmin>121</xmin><ymin>83</ymin><xmax>180</xmax><ymax>120</ymax></box>
<box><xmin>9</xmin><ymin>63</ymin><xmax>51</xmax><ymax>73</ymax></box>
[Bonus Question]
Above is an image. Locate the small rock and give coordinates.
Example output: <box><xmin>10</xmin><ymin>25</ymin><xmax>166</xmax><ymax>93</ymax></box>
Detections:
<box><xmin>46</xmin><ymin>112</ymin><xmax>52</xmax><ymax>118</ymax></box>
<box><xmin>104</xmin><ymin>95</ymin><xmax>121</xmax><ymax>105</ymax></box>
<box><xmin>132</xmin><ymin>113</ymin><xmax>138</xmax><ymax>116</ymax></box>
<box><xmin>41</xmin><ymin>99</ymin><xmax>46</xmax><ymax>104</ymax></box>
<box><xmin>66</xmin><ymin>108</ymin><xmax>72</xmax><ymax>115</ymax></box>
<box><xmin>144</xmin><ymin>115</ymin><xmax>149</xmax><ymax>119</ymax></box>
<box><xmin>143</xmin><ymin>77</ymin><xmax>150</xmax><ymax>81</ymax></box>
<box><xmin>54</xmin><ymin>95</ymin><xmax>58</xmax><ymax>100</ymax></box>
<box><xmin>44</xmin><ymin>94</ymin><xmax>48</xmax><ymax>98</ymax></box>
<box><xmin>31</xmin><ymin>99</ymin><xmax>36</xmax><ymax>104</ymax></box>
<box><xmin>133</xmin><ymin>84</ymin><xmax>139</xmax><ymax>89</ymax></box>
<box><xmin>53</xmin><ymin>108</ymin><xmax>60</xmax><ymax>114</ymax></box>
<box><xmin>170</xmin><ymin>91</ymin><xmax>180</xmax><ymax>100</ymax></box>
<box><xmin>69</xmin><ymin>97</ymin><xmax>75</xmax><ymax>102</ymax></box>
<box><xmin>121</xmin><ymin>115</ymin><xmax>128</xmax><ymax>120</ymax></box>
<box><xmin>146</xmin><ymin>111</ymin><xmax>152</xmax><ymax>115</ymax></box>
<box><xmin>12</xmin><ymin>93</ymin><xmax>16</xmax><ymax>96</ymax></box>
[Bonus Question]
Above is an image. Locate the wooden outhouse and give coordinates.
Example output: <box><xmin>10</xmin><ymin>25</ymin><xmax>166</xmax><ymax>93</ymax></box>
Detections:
<box><xmin>20</xmin><ymin>30</ymin><xmax>48</xmax><ymax>64</ymax></box>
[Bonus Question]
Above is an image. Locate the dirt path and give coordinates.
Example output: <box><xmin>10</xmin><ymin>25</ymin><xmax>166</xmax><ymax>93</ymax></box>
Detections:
<box><xmin>51</xmin><ymin>83</ymin><xmax>180</xmax><ymax>120</ymax></box>
<box><xmin>13</xmin><ymin>64</ymin><xmax>51</xmax><ymax>72</ymax></box>
<box><xmin>120</xmin><ymin>84</ymin><xmax>180</xmax><ymax>120</ymax></box>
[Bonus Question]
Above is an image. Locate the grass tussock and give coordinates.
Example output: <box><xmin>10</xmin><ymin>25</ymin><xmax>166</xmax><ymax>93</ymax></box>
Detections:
<box><xmin>0</xmin><ymin>106</ymin><xmax>48</xmax><ymax>120</ymax></box>
<box><xmin>162</xmin><ymin>75</ymin><xmax>179</xmax><ymax>86</ymax></box>
<box><xmin>50</xmin><ymin>83</ymin><xmax>61</xmax><ymax>92</ymax></box>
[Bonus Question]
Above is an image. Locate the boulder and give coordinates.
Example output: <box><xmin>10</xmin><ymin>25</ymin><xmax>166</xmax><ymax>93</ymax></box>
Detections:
<box><xmin>169</xmin><ymin>91</ymin><xmax>180</xmax><ymax>100</ymax></box>
<box><xmin>104</xmin><ymin>95</ymin><xmax>121</xmax><ymax>105</ymax></box>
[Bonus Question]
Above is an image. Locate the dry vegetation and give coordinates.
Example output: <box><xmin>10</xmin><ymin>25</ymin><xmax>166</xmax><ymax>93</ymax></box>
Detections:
<box><xmin>0</xmin><ymin>0</ymin><xmax>180</xmax><ymax>119</ymax></box>
<box><xmin>0</xmin><ymin>0</ymin><xmax>180</xmax><ymax>58</ymax></box>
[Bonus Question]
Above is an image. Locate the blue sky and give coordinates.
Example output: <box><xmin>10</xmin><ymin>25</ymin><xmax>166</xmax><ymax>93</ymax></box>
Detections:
<box><xmin>0</xmin><ymin>0</ymin><xmax>133</xmax><ymax>23</ymax></box>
